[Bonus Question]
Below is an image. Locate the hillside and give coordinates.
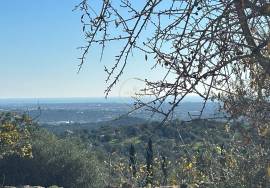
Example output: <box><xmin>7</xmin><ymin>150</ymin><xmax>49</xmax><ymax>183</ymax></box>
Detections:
<box><xmin>0</xmin><ymin>111</ymin><xmax>267</xmax><ymax>187</ymax></box>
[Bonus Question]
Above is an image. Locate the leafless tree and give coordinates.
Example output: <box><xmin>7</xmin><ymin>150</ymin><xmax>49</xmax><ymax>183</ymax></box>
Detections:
<box><xmin>75</xmin><ymin>0</ymin><xmax>270</xmax><ymax>123</ymax></box>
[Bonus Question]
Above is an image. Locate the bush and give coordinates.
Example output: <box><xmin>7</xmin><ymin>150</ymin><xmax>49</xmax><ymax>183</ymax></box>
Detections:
<box><xmin>0</xmin><ymin>128</ymin><xmax>105</xmax><ymax>188</ymax></box>
<box><xmin>0</xmin><ymin>112</ymin><xmax>33</xmax><ymax>158</ymax></box>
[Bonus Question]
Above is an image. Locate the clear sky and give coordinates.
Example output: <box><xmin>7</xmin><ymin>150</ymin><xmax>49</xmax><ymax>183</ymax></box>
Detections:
<box><xmin>0</xmin><ymin>0</ymin><xmax>156</xmax><ymax>99</ymax></box>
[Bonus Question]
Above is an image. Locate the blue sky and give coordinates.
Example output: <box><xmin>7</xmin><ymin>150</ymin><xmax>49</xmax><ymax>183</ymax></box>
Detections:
<box><xmin>0</xmin><ymin>0</ymin><xmax>157</xmax><ymax>99</ymax></box>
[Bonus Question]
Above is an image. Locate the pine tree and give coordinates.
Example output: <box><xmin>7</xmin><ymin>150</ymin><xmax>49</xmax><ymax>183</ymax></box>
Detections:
<box><xmin>161</xmin><ymin>155</ymin><xmax>168</xmax><ymax>185</ymax></box>
<box><xmin>129</xmin><ymin>144</ymin><xmax>136</xmax><ymax>177</ymax></box>
<box><xmin>146</xmin><ymin>138</ymin><xmax>153</xmax><ymax>186</ymax></box>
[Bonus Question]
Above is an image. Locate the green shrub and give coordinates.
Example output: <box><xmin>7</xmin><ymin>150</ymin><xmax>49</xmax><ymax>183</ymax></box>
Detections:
<box><xmin>0</xmin><ymin>128</ymin><xmax>105</xmax><ymax>188</ymax></box>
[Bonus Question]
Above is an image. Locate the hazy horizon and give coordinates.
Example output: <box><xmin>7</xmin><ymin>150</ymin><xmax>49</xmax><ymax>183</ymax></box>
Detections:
<box><xmin>0</xmin><ymin>95</ymin><xmax>203</xmax><ymax>104</ymax></box>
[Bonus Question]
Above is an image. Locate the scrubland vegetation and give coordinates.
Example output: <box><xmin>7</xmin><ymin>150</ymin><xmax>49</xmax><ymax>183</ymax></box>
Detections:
<box><xmin>1</xmin><ymin>112</ymin><xmax>270</xmax><ymax>187</ymax></box>
<box><xmin>0</xmin><ymin>112</ymin><xmax>104</xmax><ymax>188</ymax></box>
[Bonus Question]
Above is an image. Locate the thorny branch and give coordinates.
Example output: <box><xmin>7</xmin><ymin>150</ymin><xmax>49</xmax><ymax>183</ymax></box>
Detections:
<box><xmin>75</xmin><ymin>0</ymin><xmax>270</xmax><ymax>122</ymax></box>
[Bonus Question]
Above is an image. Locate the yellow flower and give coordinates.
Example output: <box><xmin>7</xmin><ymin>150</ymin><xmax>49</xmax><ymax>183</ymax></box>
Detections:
<box><xmin>184</xmin><ymin>162</ymin><xmax>193</xmax><ymax>170</ymax></box>
<box><xmin>226</xmin><ymin>155</ymin><xmax>237</xmax><ymax>168</ymax></box>
<box><xmin>20</xmin><ymin>143</ymin><xmax>33</xmax><ymax>158</ymax></box>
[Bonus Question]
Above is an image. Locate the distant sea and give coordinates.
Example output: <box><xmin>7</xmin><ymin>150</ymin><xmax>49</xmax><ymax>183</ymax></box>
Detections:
<box><xmin>0</xmin><ymin>97</ymin><xmax>132</xmax><ymax>105</ymax></box>
<box><xmin>0</xmin><ymin>96</ymin><xmax>203</xmax><ymax>105</ymax></box>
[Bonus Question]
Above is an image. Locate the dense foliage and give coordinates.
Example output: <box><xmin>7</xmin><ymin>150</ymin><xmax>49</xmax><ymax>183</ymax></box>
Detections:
<box><xmin>0</xmin><ymin>119</ymin><xmax>105</xmax><ymax>188</ymax></box>
<box><xmin>73</xmin><ymin>119</ymin><xmax>270</xmax><ymax>187</ymax></box>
